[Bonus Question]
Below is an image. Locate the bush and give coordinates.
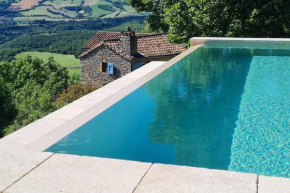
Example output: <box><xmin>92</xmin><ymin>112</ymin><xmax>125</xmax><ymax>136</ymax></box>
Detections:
<box><xmin>55</xmin><ymin>84</ymin><xmax>98</xmax><ymax>108</ymax></box>
<box><xmin>0</xmin><ymin>56</ymin><xmax>70</xmax><ymax>135</ymax></box>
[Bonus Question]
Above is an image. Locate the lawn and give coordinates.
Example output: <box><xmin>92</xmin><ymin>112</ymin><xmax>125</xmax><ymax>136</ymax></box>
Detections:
<box><xmin>48</xmin><ymin>0</ymin><xmax>83</xmax><ymax>6</ymax></box>
<box><xmin>15</xmin><ymin>51</ymin><xmax>80</xmax><ymax>76</ymax></box>
<box><xmin>89</xmin><ymin>3</ymin><xmax>111</xmax><ymax>18</ymax></box>
<box><xmin>67</xmin><ymin>68</ymin><xmax>80</xmax><ymax>76</ymax></box>
<box><xmin>4</xmin><ymin>0</ymin><xmax>146</xmax><ymax>20</ymax></box>
<box><xmin>101</xmin><ymin>10</ymin><xmax>119</xmax><ymax>18</ymax></box>
<box><xmin>16</xmin><ymin>5</ymin><xmax>64</xmax><ymax>18</ymax></box>
<box><xmin>123</xmin><ymin>5</ymin><xmax>136</xmax><ymax>13</ymax></box>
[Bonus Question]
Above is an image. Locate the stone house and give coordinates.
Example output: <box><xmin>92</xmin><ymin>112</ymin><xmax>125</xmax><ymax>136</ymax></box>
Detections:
<box><xmin>79</xmin><ymin>27</ymin><xmax>186</xmax><ymax>86</ymax></box>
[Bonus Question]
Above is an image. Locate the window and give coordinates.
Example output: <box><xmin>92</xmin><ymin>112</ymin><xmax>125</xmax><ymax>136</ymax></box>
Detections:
<box><xmin>102</xmin><ymin>62</ymin><xmax>108</xmax><ymax>73</ymax></box>
<box><xmin>131</xmin><ymin>62</ymin><xmax>143</xmax><ymax>71</ymax></box>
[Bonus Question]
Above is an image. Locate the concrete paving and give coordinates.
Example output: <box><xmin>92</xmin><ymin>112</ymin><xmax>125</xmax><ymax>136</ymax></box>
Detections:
<box><xmin>259</xmin><ymin>175</ymin><xmax>290</xmax><ymax>193</ymax></box>
<box><xmin>0</xmin><ymin>148</ymin><xmax>52</xmax><ymax>192</ymax></box>
<box><xmin>134</xmin><ymin>164</ymin><xmax>257</xmax><ymax>193</ymax></box>
<box><xmin>0</xmin><ymin>142</ymin><xmax>25</xmax><ymax>150</ymax></box>
<box><xmin>4</xmin><ymin>154</ymin><xmax>151</xmax><ymax>193</ymax></box>
<box><xmin>0</xmin><ymin>118</ymin><xmax>67</xmax><ymax>145</ymax></box>
<box><xmin>44</xmin><ymin>106</ymin><xmax>89</xmax><ymax>120</ymax></box>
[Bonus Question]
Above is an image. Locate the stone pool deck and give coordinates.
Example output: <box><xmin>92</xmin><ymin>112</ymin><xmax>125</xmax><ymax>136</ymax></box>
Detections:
<box><xmin>0</xmin><ymin>44</ymin><xmax>289</xmax><ymax>193</ymax></box>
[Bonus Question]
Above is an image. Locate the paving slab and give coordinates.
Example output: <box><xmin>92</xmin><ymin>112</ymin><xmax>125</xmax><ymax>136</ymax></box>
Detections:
<box><xmin>258</xmin><ymin>175</ymin><xmax>290</xmax><ymax>193</ymax></box>
<box><xmin>0</xmin><ymin>149</ymin><xmax>52</xmax><ymax>192</ymax></box>
<box><xmin>0</xmin><ymin>118</ymin><xmax>67</xmax><ymax>145</ymax></box>
<box><xmin>66</xmin><ymin>92</ymin><xmax>119</xmax><ymax>109</ymax></box>
<box><xmin>122</xmin><ymin>71</ymin><xmax>151</xmax><ymax>79</ymax></box>
<box><xmin>135</xmin><ymin>164</ymin><xmax>257</xmax><ymax>193</ymax></box>
<box><xmin>0</xmin><ymin>142</ymin><xmax>25</xmax><ymax>150</ymax></box>
<box><xmin>5</xmin><ymin>154</ymin><xmax>151</xmax><ymax>193</ymax></box>
<box><xmin>44</xmin><ymin>106</ymin><xmax>88</xmax><ymax>120</ymax></box>
<box><xmin>102</xmin><ymin>78</ymin><xmax>136</xmax><ymax>89</ymax></box>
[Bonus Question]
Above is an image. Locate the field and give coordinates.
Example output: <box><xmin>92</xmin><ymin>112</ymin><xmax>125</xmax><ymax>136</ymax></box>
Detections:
<box><xmin>67</xmin><ymin>68</ymin><xmax>80</xmax><ymax>76</ymax></box>
<box><xmin>7</xmin><ymin>0</ymin><xmax>41</xmax><ymax>11</ymax></box>
<box><xmin>15</xmin><ymin>51</ymin><xmax>80</xmax><ymax>76</ymax></box>
<box><xmin>16</xmin><ymin>6</ymin><xmax>65</xmax><ymax>19</ymax></box>
<box><xmin>0</xmin><ymin>0</ymin><xmax>145</xmax><ymax>21</ymax></box>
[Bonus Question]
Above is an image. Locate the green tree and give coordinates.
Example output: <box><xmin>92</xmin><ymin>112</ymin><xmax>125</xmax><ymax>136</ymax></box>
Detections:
<box><xmin>0</xmin><ymin>77</ymin><xmax>15</xmax><ymax>137</ymax></box>
<box><xmin>0</xmin><ymin>56</ymin><xmax>70</xmax><ymax>135</ymax></box>
<box><xmin>128</xmin><ymin>0</ymin><xmax>290</xmax><ymax>43</ymax></box>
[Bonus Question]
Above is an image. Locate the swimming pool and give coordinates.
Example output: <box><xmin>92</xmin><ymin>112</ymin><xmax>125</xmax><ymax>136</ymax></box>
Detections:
<box><xmin>46</xmin><ymin>43</ymin><xmax>290</xmax><ymax>178</ymax></box>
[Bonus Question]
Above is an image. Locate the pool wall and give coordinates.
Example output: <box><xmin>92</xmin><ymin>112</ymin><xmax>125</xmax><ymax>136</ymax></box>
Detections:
<box><xmin>0</xmin><ymin>39</ymin><xmax>289</xmax><ymax>192</ymax></box>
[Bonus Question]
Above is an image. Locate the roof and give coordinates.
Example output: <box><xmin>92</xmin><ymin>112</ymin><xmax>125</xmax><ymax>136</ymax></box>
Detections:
<box><xmin>82</xmin><ymin>31</ymin><xmax>152</xmax><ymax>50</ymax></box>
<box><xmin>79</xmin><ymin>31</ymin><xmax>186</xmax><ymax>60</ymax></box>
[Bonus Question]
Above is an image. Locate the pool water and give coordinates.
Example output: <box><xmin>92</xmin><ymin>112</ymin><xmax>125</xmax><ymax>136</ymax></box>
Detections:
<box><xmin>46</xmin><ymin>45</ymin><xmax>290</xmax><ymax>178</ymax></box>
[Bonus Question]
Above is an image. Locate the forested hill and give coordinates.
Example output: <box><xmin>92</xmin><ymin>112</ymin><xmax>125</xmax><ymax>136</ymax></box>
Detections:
<box><xmin>0</xmin><ymin>17</ymin><xmax>146</xmax><ymax>61</ymax></box>
<box><xmin>0</xmin><ymin>0</ymin><xmax>147</xmax><ymax>22</ymax></box>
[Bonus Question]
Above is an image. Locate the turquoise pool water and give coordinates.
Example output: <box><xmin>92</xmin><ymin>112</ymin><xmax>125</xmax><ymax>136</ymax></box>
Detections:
<box><xmin>47</xmin><ymin>45</ymin><xmax>290</xmax><ymax>178</ymax></box>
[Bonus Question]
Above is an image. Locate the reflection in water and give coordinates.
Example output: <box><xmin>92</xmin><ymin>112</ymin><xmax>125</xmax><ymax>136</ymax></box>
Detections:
<box><xmin>47</xmin><ymin>47</ymin><xmax>253</xmax><ymax>170</ymax></box>
<box><xmin>144</xmin><ymin>48</ymin><xmax>252</xmax><ymax>169</ymax></box>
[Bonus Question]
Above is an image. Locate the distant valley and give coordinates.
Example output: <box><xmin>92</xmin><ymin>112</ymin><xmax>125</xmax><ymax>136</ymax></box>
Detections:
<box><xmin>0</xmin><ymin>0</ymin><xmax>147</xmax><ymax>63</ymax></box>
<box><xmin>0</xmin><ymin>0</ymin><xmax>146</xmax><ymax>22</ymax></box>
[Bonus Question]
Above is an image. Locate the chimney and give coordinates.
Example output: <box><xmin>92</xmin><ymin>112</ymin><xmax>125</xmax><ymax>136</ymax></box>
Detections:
<box><xmin>120</xmin><ymin>27</ymin><xmax>137</xmax><ymax>55</ymax></box>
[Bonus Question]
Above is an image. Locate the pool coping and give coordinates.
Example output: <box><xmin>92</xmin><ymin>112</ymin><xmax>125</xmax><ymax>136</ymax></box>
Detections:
<box><xmin>0</xmin><ymin>41</ymin><xmax>289</xmax><ymax>192</ymax></box>
<box><xmin>190</xmin><ymin>37</ymin><xmax>290</xmax><ymax>46</ymax></box>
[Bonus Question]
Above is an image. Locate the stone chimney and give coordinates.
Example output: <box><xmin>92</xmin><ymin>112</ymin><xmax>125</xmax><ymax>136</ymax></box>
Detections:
<box><xmin>120</xmin><ymin>27</ymin><xmax>137</xmax><ymax>55</ymax></box>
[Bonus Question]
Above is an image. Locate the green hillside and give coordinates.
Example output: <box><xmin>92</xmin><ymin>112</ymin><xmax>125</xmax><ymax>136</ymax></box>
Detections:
<box><xmin>0</xmin><ymin>0</ymin><xmax>146</xmax><ymax>21</ymax></box>
<box><xmin>15</xmin><ymin>52</ymin><xmax>80</xmax><ymax>76</ymax></box>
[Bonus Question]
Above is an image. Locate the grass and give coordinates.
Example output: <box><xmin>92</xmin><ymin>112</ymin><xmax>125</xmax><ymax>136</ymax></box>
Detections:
<box><xmin>49</xmin><ymin>0</ymin><xmax>83</xmax><ymax>6</ymax></box>
<box><xmin>3</xmin><ymin>0</ymin><xmax>146</xmax><ymax>21</ymax></box>
<box><xmin>101</xmin><ymin>10</ymin><xmax>119</xmax><ymax>18</ymax></box>
<box><xmin>89</xmin><ymin>3</ymin><xmax>111</xmax><ymax>18</ymax></box>
<box><xmin>116</xmin><ymin>11</ymin><xmax>141</xmax><ymax>18</ymax></box>
<box><xmin>123</xmin><ymin>5</ymin><xmax>136</xmax><ymax>13</ymax></box>
<box><xmin>68</xmin><ymin>68</ymin><xmax>80</xmax><ymax>76</ymax></box>
<box><xmin>16</xmin><ymin>6</ymin><xmax>64</xmax><ymax>18</ymax></box>
<box><xmin>15</xmin><ymin>51</ymin><xmax>80</xmax><ymax>76</ymax></box>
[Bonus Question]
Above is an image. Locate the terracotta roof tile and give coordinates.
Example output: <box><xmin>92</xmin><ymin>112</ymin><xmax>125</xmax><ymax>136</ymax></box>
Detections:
<box><xmin>137</xmin><ymin>34</ymin><xmax>186</xmax><ymax>58</ymax></box>
<box><xmin>82</xmin><ymin>32</ymin><xmax>121</xmax><ymax>49</ymax></box>
<box><xmin>82</xmin><ymin>31</ymin><xmax>152</xmax><ymax>49</ymax></box>
<box><xmin>79</xmin><ymin>31</ymin><xmax>186</xmax><ymax>59</ymax></box>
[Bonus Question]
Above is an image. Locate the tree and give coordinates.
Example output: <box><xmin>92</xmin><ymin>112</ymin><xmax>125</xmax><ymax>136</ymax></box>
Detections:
<box><xmin>0</xmin><ymin>77</ymin><xmax>15</xmax><ymax>137</ymax></box>
<box><xmin>0</xmin><ymin>56</ymin><xmax>70</xmax><ymax>135</ymax></box>
<box><xmin>128</xmin><ymin>0</ymin><xmax>290</xmax><ymax>43</ymax></box>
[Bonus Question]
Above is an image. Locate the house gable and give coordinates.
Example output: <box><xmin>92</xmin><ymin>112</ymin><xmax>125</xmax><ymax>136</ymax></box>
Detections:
<box><xmin>81</xmin><ymin>44</ymin><xmax>131</xmax><ymax>86</ymax></box>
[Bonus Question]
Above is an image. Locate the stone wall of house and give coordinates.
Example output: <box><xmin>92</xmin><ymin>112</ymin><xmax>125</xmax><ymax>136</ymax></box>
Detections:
<box><xmin>81</xmin><ymin>45</ymin><xmax>131</xmax><ymax>86</ymax></box>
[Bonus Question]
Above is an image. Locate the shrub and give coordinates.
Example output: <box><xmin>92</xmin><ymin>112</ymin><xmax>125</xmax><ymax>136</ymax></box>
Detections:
<box><xmin>55</xmin><ymin>84</ymin><xmax>98</xmax><ymax>108</ymax></box>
